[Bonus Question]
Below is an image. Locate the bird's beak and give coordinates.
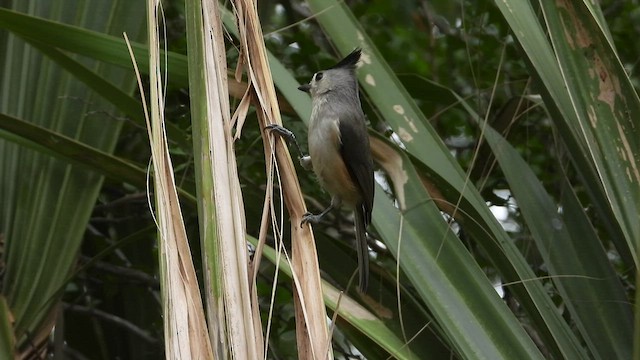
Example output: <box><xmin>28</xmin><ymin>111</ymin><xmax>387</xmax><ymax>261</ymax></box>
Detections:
<box><xmin>298</xmin><ymin>84</ymin><xmax>311</xmax><ymax>93</ymax></box>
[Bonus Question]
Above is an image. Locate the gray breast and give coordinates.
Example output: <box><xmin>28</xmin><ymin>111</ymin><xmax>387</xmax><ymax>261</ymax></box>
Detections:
<box><xmin>307</xmin><ymin>107</ymin><xmax>359</xmax><ymax>207</ymax></box>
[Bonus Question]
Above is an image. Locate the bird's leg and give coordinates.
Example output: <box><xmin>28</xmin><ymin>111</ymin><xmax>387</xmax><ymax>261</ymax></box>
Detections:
<box><xmin>265</xmin><ymin>124</ymin><xmax>312</xmax><ymax>170</ymax></box>
<box><xmin>300</xmin><ymin>204</ymin><xmax>334</xmax><ymax>227</ymax></box>
<box><xmin>300</xmin><ymin>197</ymin><xmax>341</xmax><ymax>227</ymax></box>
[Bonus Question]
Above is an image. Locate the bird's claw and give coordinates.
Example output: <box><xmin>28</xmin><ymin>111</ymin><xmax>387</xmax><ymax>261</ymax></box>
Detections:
<box><xmin>300</xmin><ymin>212</ymin><xmax>321</xmax><ymax>228</ymax></box>
<box><xmin>266</xmin><ymin>124</ymin><xmax>309</xmax><ymax>167</ymax></box>
<box><xmin>265</xmin><ymin>124</ymin><xmax>296</xmax><ymax>143</ymax></box>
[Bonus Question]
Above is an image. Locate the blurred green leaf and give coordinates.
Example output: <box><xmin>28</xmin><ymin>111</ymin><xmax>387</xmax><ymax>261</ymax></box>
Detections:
<box><xmin>0</xmin><ymin>1</ymin><xmax>146</xmax><ymax>352</ymax></box>
<box><xmin>458</xmin><ymin>94</ymin><xmax>633</xmax><ymax>359</ymax></box>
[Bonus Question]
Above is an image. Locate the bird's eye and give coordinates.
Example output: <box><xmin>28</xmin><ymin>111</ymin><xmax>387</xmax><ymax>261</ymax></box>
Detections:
<box><xmin>315</xmin><ymin>72</ymin><xmax>324</xmax><ymax>81</ymax></box>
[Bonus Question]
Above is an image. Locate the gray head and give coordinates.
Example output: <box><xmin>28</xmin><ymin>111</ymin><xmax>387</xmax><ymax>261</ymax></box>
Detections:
<box><xmin>298</xmin><ymin>49</ymin><xmax>361</xmax><ymax>98</ymax></box>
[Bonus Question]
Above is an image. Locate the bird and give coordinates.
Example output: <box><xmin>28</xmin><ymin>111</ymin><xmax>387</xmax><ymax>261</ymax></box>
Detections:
<box><xmin>267</xmin><ymin>49</ymin><xmax>374</xmax><ymax>292</ymax></box>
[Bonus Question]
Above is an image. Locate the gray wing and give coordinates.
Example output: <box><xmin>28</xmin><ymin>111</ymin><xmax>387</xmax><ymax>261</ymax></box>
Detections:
<box><xmin>338</xmin><ymin>112</ymin><xmax>374</xmax><ymax>225</ymax></box>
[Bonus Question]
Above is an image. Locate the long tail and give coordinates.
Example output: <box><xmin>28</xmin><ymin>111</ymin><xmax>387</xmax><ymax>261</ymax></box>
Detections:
<box><xmin>354</xmin><ymin>206</ymin><xmax>369</xmax><ymax>292</ymax></box>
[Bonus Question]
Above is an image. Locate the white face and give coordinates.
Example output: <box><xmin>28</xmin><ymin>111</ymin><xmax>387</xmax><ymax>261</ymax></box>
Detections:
<box><xmin>308</xmin><ymin>71</ymin><xmax>328</xmax><ymax>96</ymax></box>
<box><xmin>301</xmin><ymin>66</ymin><xmax>355</xmax><ymax>98</ymax></box>
<box><xmin>308</xmin><ymin>69</ymin><xmax>345</xmax><ymax>96</ymax></box>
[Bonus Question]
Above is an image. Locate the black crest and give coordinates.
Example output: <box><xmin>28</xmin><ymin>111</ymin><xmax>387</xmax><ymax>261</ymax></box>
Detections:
<box><xmin>328</xmin><ymin>48</ymin><xmax>362</xmax><ymax>70</ymax></box>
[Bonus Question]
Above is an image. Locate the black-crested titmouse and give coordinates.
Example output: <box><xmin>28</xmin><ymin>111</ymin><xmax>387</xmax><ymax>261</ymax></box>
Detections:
<box><xmin>268</xmin><ymin>49</ymin><xmax>374</xmax><ymax>292</ymax></box>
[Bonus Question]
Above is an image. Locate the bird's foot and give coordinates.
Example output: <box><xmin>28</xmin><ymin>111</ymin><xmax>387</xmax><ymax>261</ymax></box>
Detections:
<box><xmin>300</xmin><ymin>212</ymin><xmax>323</xmax><ymax>227</ymax></box>
<box><xmin>265</xmin><ymin>124</ymin><xmax>308</xmax><ymax>163</ymax></box>
<box><xmin>265</xmin><ymin>124</ymin><xmax>296</xmax><ymax>144</ymax></box>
